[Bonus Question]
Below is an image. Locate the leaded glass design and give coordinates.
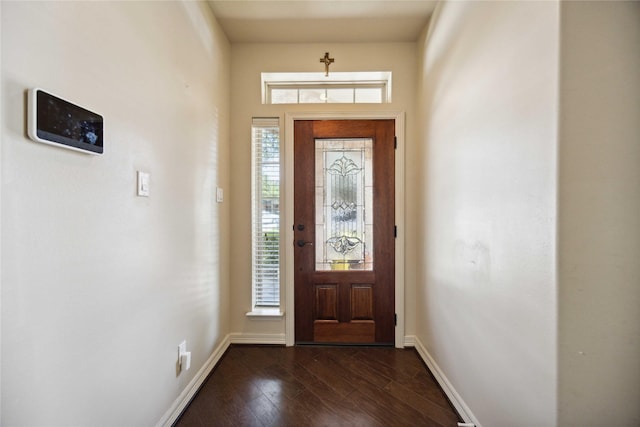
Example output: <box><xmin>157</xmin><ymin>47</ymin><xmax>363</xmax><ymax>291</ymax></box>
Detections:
<box><xmin>315</xmin><ymin>139</ymin><xmax>373</xmax><ymax>271</ymax></box>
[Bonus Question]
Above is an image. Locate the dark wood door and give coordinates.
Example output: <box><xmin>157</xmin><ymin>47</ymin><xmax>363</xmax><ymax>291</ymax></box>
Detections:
<box><xmin>294</xmin><ymin>120</ymin><xmax>395</xmax><ymax>344</ymax></box>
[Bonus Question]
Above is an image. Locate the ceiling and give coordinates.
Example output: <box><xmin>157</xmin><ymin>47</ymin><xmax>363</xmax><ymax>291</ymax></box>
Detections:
<box><xmin>207</xmin><ymin>0</ymin><xmax>437</xmax><ymax>43</ymax></box>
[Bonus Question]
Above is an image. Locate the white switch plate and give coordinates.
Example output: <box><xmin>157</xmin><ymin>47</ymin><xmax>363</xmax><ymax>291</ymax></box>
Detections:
<box><xmin>178</xmin><ymin>340</ymin><xmax>187</xmax><ymax>370</ymax></box>
<box><xmin>216</xmin><ymin>186</ymin><xmax>223</xmax><ymax>203</ymax></box>
<box><xmin>137</xmin><ymin>171</ymin><xmax>150</xmax><ymax>197</ymax></box>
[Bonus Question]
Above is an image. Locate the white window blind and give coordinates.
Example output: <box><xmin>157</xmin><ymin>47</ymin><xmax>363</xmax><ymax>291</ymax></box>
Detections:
<box><xmin>251</xmin><ymin>118</ymin><xmax>281</xmax><ymax>307</ymax></box>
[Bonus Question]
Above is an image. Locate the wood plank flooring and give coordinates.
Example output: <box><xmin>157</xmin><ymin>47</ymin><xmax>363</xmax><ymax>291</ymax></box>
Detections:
<box><xmin>174</xmin><ymin>345</ymin><xmax>462</xmax><ymax>427</ymax></box>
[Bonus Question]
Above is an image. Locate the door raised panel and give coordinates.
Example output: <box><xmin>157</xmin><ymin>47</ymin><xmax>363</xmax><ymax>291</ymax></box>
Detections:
<box><xmin>314</xmin><ymin>284</ymin><xmax>338</xmax><ymax>320</ymax></box>
<box><xmin>351</xmin><ymin>285</ymin><xmax>374</xmax><ymax>320</ymax></box>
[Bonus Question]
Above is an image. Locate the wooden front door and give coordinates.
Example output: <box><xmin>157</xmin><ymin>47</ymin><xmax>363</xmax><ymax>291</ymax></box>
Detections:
<box><xmin>294</xmin><ymin>120</ymin><xmax>395</xmax><ymax>344</ymax></box>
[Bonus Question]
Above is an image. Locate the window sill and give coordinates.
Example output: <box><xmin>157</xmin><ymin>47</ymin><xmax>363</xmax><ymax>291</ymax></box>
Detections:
<box><xmin>246</xmin><ymin>308</ymin><xmax>285</xmax><ymax>319</ymax></box>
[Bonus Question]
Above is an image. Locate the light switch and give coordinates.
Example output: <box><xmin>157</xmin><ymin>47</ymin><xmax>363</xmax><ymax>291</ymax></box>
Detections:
<box><xmin>216</xmin><ymin>186</ymin><xmax>223</xmax><ymax>203</ymax></box>
<box><xmin>178</xmin><ymin>340</ymin><xmax>190</xmax><ymax>372</ymax></box>
<box><xmin>137</xmin><ymin>171</ymin><xmax>150</xmax><ymax>197</ymax></box>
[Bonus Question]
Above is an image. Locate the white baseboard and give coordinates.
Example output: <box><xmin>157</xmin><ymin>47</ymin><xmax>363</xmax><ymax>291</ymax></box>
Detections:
<box><xmin>229</xmin><ymin>332</ymin><xmax>286</xmax><ymax>345</ymax></box>
<box><xmin>409</xmin><ymin>336</ymin><xmax>481</xmax><ymax>427</ymax></box>
<box><xmin>156</xmin><ymin>334</ymin><xmax>231</xmax><ymax>427</ymax></box>
<box><xmin>403</xmin><ymin>335</ymin><xmax>416</xmax><ymax>347</ymax></box>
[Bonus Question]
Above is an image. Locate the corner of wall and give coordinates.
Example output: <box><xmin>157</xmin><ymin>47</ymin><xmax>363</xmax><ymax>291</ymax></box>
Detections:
<box><xmin>557</xmin><ymin>2</ymin><xmax>640</xmax><ymax>424</ymax></box>
<box><xmin>156</xmin><ymin>334</ymin><xmax>232</xmax><ymax>427</ymax></box>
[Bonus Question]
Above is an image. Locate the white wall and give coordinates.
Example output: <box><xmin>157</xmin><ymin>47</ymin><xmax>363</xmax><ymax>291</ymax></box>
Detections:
<box><xmin>558</xmin><ymin>2</ymin><xmax>640</xmax><ymax>425</ymax></box>
<box><xmin>229</xmin><ymin>43</ymin><xmax>418</xmax><ymax>341</ymax></box>
<box><xmin>416</xmin><ymin>2</ymin><xmax>559</xmax><ymax>425</ymax></box>
<box><xmin>1</xmin><ymin>2</ymin><xmax>230</xmax><ymax>425</ymax></box>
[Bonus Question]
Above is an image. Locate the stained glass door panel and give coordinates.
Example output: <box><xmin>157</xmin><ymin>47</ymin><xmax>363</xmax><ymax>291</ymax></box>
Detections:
<box><xmin>315</xmin><ymin>139</ymin><xmax>373</xmax><ymax>271</ymax></box>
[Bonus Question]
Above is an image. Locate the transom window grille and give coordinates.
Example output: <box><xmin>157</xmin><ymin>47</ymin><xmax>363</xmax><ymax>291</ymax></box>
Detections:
<box><xmin>262</xmin><ymin>72</ymin><xmax>391</xmax><ymax>105</ymax></box>
<box><xmin>251</xmin><ymin>118</ymin><xmax>281</xmax><ymax>307</ymax></box>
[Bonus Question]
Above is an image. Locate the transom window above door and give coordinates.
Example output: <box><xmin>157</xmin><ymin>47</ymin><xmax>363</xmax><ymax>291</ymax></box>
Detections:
<box><xmin>262</xmin><ymin>72</ymin><xmax>392</xmax><ymax>104</ymax></box>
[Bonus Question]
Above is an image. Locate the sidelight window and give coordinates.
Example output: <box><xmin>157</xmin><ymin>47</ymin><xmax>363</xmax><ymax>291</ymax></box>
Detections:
<box><xmin>251</xmin><ymin>118</ymin><xmax>281</xmax><ymax>308</ymax></box>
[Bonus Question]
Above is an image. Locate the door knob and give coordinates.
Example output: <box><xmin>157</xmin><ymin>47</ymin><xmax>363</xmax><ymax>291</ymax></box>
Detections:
<box><xmin>297</xmin><ymin>224</ymin><xmax>305</xmax><ymax>231</ymax></box>
<box><xmin>296</xmin><ymin>240</ymin><xmax>313</xmax><ymax>247</ymax></box>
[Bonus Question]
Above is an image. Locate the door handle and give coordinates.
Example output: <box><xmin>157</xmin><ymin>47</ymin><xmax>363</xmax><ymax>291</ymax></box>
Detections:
<box><xmin>296</xmin><ymin>240</ymin><xmax>313</xmax><ymax>247</ymax></box>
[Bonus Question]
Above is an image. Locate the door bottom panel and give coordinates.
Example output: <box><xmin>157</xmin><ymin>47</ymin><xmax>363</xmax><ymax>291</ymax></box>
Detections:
<box><xmin>313</xmin><ymin>320</ymin><xmax>375</xmax><ymax>343</ymax></box>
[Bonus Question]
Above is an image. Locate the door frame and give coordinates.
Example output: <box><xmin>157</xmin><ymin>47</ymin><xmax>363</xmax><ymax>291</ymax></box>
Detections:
<box><xmin>284</xmin><ymin>111</ymin><xmax>406</xmax><ymax>348</ymax></box>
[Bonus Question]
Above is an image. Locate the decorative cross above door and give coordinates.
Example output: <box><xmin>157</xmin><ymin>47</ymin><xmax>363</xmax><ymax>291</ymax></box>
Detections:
<box><xmin>319</xmin><ymin>52</ymin><xmax>335</xmax><ymax>76</ymax></box>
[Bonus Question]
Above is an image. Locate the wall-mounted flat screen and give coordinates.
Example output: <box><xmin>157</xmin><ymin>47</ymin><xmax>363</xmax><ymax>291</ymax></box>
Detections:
<box><xmin>28</xmin><ymin>88</ymin><xmax>103</xmax><ymax>154</ymax></box>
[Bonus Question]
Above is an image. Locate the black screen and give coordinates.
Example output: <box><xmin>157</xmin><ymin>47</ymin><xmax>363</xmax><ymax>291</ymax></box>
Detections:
<box><xmin>36</xmin><ymin>90</ymin><xmax>103</xmax><ymax>154</ymax></box>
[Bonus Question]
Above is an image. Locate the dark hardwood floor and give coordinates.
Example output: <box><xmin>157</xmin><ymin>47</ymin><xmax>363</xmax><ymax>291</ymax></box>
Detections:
<box><xmin>174</xmin><ymin>345</ymin><xmax>462</xmax><ymax>427</ymax></box>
